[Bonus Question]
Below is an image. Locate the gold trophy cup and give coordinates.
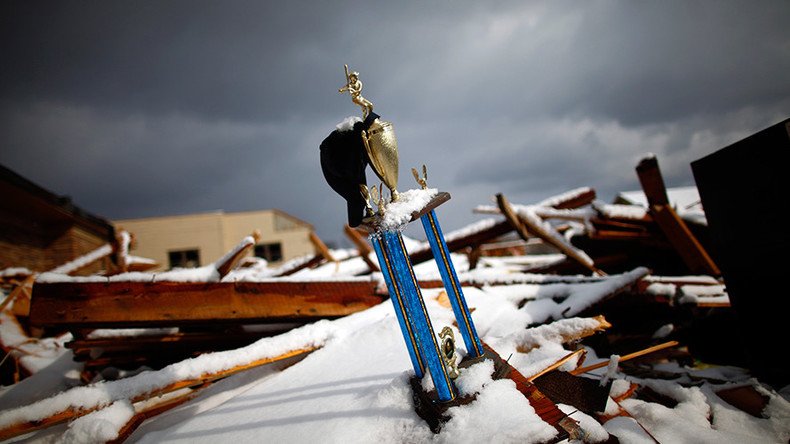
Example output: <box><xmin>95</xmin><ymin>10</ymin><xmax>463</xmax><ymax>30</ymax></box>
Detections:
<box><xmin>362</xmin><ymin>120</ymin><xmax>399</xmax><ymax>201</ymax></box>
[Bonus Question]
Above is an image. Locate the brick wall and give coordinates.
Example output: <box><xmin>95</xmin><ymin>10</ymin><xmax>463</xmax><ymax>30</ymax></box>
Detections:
<box><xmin>0</xmin><ymin>225</ymin><xmax>109</xmax><ymax>274</ymax></box>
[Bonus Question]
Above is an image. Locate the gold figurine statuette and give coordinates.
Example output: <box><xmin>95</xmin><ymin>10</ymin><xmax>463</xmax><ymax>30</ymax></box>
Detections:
<box><xmin>339</xmin><ymin>65</ymin><xmax>399</xmax><ymax>202</ymax></box>
<box><xmin>339</xmin><ymin>65</ymin><xmax>373</xmax><ymax>119</ymax></box>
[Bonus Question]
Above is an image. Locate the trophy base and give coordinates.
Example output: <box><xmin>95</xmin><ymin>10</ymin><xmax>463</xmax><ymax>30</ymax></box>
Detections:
<box><xmin>410</xmin><ymin>342</ymin><xmax>574</xmax><ymax>439</ymax></box>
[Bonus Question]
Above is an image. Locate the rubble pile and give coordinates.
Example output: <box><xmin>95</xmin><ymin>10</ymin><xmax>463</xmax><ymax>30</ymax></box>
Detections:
<box><xmin>1</xmin><ymin>153</ymin><xmax>788</xmax><ymax>443</ymax></box>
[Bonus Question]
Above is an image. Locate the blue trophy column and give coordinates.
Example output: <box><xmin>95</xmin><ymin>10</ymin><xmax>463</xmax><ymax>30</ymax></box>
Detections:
<box><xmin>421</xmin><ymin>210</ymin><xmax>484</xmax><ymax>357</ymax></box>
<box><xmin>382</xmin><ymin>230</ymin><xmax>457</xmax><ymax>402</ymax></box>
<box><xmin>370</xmin><ymin>233</ymin><xmax>425</xmax><ymax>378</ymax></box>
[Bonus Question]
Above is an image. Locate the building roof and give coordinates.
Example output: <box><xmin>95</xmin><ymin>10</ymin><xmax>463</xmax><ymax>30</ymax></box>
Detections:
<box><xmin>114</xmin><ymin>208</ymin><xmax>313</xmax><ymax>230</ymax></box>
<box><xmin>0</xmin><ymin>163</ymin><xmax>114</xmax><ymax>239</ymax></box>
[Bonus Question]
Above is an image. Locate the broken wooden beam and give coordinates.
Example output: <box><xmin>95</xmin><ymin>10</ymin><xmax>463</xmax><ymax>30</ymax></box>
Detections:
<box><xmin>29</xmin><ymin>279</ymin><xmax>385</xmax><ymax>328</ymax></box>
<box><xmin>110</xmin><ymin>385</ymin><xmax>209</xmax><ymax>444</ymax></box>
<box><xmin>636</xmin><ymin>156</ymin><xmax>720</xmax><ymax>276</ymax></box>
<box><xmin>0</xmin><ymin>275</ymin><xmax>33</xmax><ymax>315</ymax></box>
<box><xmin>516</xmin><ymin>315</ymin><xmax>613</xmax><ymax>354</ymax></box>
<box><xmin>527</xmin><ymin>349</ymin><xmax>587</xmax><ymax>382</ymax></box>
<box><xmin>48</xmin><ymin>243</ymin><xmax>114</xmax><ymax>276</ymax></box>
<box><xmin>309</xmin><ymin>231</ymin><xmax>336</xmax><ymax>263</ymax></box>
<box><xmin>67</xmin><ymin>327</ymin><xmax>302</xmax><ymax>358</ymax></box>
<box><xmin>215</xmin><ymin>231</ymin><xmax>261</xmax><ymax>279</ymax></box>
<box><xmin>536</xmin><ymin>187</ymin><xmax>597</xmax><ymax>210</ymax></box>
<box><xmin>0</xmin><ymin>346</ymin><xmax>316</xmax><ymax>441</ymax></box>
<box><xmin>496</xmin><ymin>193</ymin><xmax>604</xmax><ymax>276</ymax></box>
<box><xmin>274</xmin><ymin>254</ymin><xmax>325</xmax><ymax>277</ymax></box>
<box><xmin>343</xmin><ymin>225</ymin><xmax>380</xmax><ymax>272</ymax></box>
<box><xmin>570</xmin><ymin>340</ymin><xmax>679</xmax><ymax>375</ymax></box>
<box><xmin>111</xmin><ymin>230</ymin><xmax>132</xmax><ymax>274</ymax></box>
<box><xmin>409</xmin><ymin>219</ymin><xmax>513</xmax><ymax>265</ymax></box>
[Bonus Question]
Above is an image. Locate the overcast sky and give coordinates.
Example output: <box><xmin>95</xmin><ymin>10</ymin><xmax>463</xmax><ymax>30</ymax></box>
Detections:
<box><xmin>2</xmin><ymin>1</ymin><xmax>789</xmax><ymax>247</ymax></box>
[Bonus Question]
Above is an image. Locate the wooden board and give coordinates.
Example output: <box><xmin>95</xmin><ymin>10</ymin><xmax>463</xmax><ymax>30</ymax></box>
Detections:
<box><xmin>29</xmin><ymin>280</ymin><xmax>385</xmax><ymax>328</ymax></box>
<box><xmin>409</xmin><ymin>219</ymin><xmax>513</xmax><ymax>265</ymax></box>
<box><xmin>636</xmin><ymin>156</ymin><xmax>720</xmax><ymax>276</ymax></box>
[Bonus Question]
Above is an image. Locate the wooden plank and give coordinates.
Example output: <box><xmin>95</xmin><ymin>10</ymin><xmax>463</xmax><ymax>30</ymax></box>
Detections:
<box><xmin>111</xmin><ymin>230</ymin><xmax>132</xmax><ymax>274</ymax></box>
<box><xmin>537</xmin><ymin>187</ymin><xmax>597</xmax><ymax>210</ymax></box>
<box><xmin>590</xmin><ymin>217</ymin><xmax>653</xmax><ymax>232</ymax></box>
<box><xmin>636</xmin><ymin>156</ymin><xmax>670</xmax><ymax>206</ymax></box>
<box><xmin>636</xmin><ymin>156</ymin><xmax>720</xmax><ymax>276</ymax></box>
<box><xmin>343</xmin><ymin>225</ymin><xmax>380</xmax><ymax>272</ymax></box>
<box><xmin>110</xmin><ymin>385</ymin><xmax>208</xmax><ymax>444</ymax></box>
<box><xmin>651</xmin><ymin>205</ymin><xmax>721</xmax><ymax>275</ymax></box>
<box><xmin>527</xmin><ymin>349</ymin><xmax>586</xmax><ymax>382</ymax></box>
<box><xmin>496</xmin><ymin>193</ymin><xmax>605</xmax><ymax>276</ymax></box>
<box><xmin>309</xmin><ymin>231</ymin><xmax>336</xmax><ymax>263</ymax></box>
<box><xmin>516</xmin><ymin>315</ymin><xmax>612</xmax><ymax>354</ymax></box>
<box><xmin>216</xmin><ymin>232</ymin><xmax>261</xmax><ymax>279</ymax></box>
<box><xmin>67</xmin><ymin>327</ymin><xmax>301</xmax><ymax>355</ymax></box>
<box><xmin>274</xmin><ymin>254</ymin><xmax>325</xmax><ymax>277</ymax></box>
<box><xmin>570</xmin><ymin>341</ymin><xmax>679</xmax><ymax>375</ymax></box>
<box><xmin>29</xmin><ymin>280</ymin><xmax>384</xmax><ymax>328</ymax></box>
<box><xmin>590</xmin><ymin>230</ymin><xmax>655</xmax><ymax>240</ymax></box>
<box><xmin>481</xmin><ymin>344</ymin><xmax>571</xmax><ymax>433</ymax></box>
<box><xmin>409</xmin><ymin>219</ymin><xmax>513</xmax><ymax>265</ymax></box>
<box><xmin>0</xmin><ymin>347</ymin><xmax>315</xmax><ymax>441</ymax></box>
<box><xmin>0</xmin><ymin>275</ymin><xmax>33</xmax><ymax>315</ymax></box>
<box><xmin>48</xmin><ymin>243</ymin><xmax>114</xmax><ymax>276</ymax></box>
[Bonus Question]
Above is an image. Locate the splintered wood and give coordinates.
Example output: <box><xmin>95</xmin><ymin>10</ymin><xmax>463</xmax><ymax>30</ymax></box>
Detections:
<box><xmin>496</xmin><ymin>193</ymin><xmax>605</xmax><ymax>276</ymax></box>
<box><xmin>516</xmin><ymin>315</ymin><xmax>612</xmax><ymax>354</ymax></box>
<box><xmin>636</xmin><ymin>156</ymin><xmax>720</xmax><ymax>276</ymax></box>
<box><xmin>0</xmin><ymin>347</ymin><xmax>316</xmax><ymax>441</ymax></box>
<box><xmin>343</xmin><ymin>225</ymin><xmax>380</xmax><ymax>272</ymax></box>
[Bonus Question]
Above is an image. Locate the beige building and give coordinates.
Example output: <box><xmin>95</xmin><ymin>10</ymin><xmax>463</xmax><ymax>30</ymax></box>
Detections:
<box><xmin>114</xmin><ymin>209</ymin><xmax>315</xmax><ymax>271</ymax></box>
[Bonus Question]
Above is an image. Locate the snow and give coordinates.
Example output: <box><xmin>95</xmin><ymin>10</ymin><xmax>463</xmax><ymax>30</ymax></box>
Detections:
<box><xmin>214</xmin><ymin>236</ymin><xmax>256</xmax><ymax>271</ymax></box>
<box><xmin>2</xmin><ymin>269</ymin><xmax>789</xmax><ymax>443</ymax></box>
<box><xmin>36</xmin><ymin>236</ymin><xmax>259</xmax><ymax>284</ymax></box>
<box><xmin>336</xmin><ymin>116</ymin><xmax>361</xmax><ymax>132</ymax></box>
<box><xmin>48</xmin><ymin>244</ymin><xmax>113</xmax><ymax>275</ymax></box>
<box><xmin>0</xmin><ymin>311</ymin><xmax>74</xmax><ymax>376</ymax></box>
<box><xmin>86</xmin><ymin>328</ymin><xmax>179</xmax><ymax>340</ymax></box>
<box><xmin>0</xmin><ymin>318</ymin><xmax>345</xmax><ymax>431</ymax></box>
<box><xmin>0</xmin><ymin>268</ymin><xmax>31</xmax><ymax>278</ymax></box>
<box><xmin>536</xmin><ymin>187</ymin><xmax>593</xmax><ymax>208</ymax></box>
<box><xmin>591</xmin><ymin>201</ymin><xmax>649</xmax><ymax>220</ymax></box>
<box><xmin>513</xmin><ymin>205</ymin><xmax>595</xmax><ymax>269</ymax></box>
<box><xmin>617</xmin><ymin>185</ymin><xmax>707</xmax><ymax>224</ymax></box>
<box><xmin>443</xmin><ymin>218</ymin><xmax>499</xmax><ymax>244</ymax></box>
<box><xmin>643</xmin><ymin>280</ymin><xmax>730</xmax><ymax>306</ymax></box>
<box><xmin>117</xmin><ymin>230</ymin><xmax>132</xmax><ymax>270</ymax></box>
<box><xmin>61</xmin><ymin>399</ymin><xmax>135</xmax><ymax>444</ymax></box>
<box><xmin>378</xmin><ymin>188</ymin><xmax>439</xmax><ymax>230</ymax></box>
<box><xmin>2</xmin><ymin>229</ymin><xmax>789</xmax><ymax>443</ymax></box>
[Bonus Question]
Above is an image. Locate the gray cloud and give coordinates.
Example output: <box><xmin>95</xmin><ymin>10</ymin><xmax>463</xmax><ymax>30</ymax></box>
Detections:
<box><xmin>1</xmin><ymin>0</ymin><xmax>789</xmax><ymax>246</ymax></box>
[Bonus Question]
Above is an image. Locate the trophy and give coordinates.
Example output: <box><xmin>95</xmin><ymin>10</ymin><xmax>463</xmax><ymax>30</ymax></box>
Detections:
<box><xmin>338</xmin><ymin>64</ymin><xmax>399</xmax><ymax>202</ymax></box>
<box><xmin>319</xmin><ymin>66</ymin><xmax>574</xmax><ymax>436</ymax></box>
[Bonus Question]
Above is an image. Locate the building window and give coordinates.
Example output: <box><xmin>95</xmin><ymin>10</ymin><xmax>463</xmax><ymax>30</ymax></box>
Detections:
<box><xmin>168</xmin><ymin>249</ymin><xmax>200</xmax><ymax>269</ymax></box>
<box><xmin>255</xmin><ymin>243</ymin><xmax>282</xmax><ymax>262</ymax></box>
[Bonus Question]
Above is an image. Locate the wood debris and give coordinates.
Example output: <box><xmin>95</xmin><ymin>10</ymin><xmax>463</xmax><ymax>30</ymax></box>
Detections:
<box><xmin>2</xmin><ymin>148</ymin><xmax>783</xmax><ymax>443</ymax></box>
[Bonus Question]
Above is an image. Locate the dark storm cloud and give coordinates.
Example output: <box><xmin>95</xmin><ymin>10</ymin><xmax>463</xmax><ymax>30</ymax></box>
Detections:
<box><xmin>1</xmin><ymin>1</ymin><xmax>789</xmax><ymax>245</ymax></box>
<box><xmin>1</xmin><ymin>1</ymin><xmax>346</xmax><ymax>121</ymax></box>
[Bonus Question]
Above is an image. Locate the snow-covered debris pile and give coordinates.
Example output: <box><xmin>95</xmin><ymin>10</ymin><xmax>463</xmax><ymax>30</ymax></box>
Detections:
<box><xmin>2</xmin><ymin>263</ymin><xmax>788</xmax><ymax>442</ymax></box>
